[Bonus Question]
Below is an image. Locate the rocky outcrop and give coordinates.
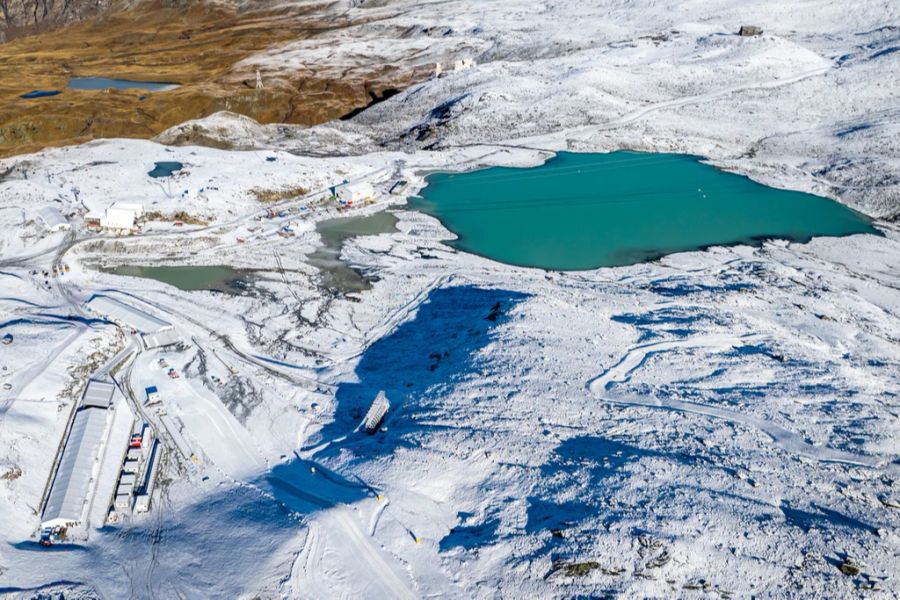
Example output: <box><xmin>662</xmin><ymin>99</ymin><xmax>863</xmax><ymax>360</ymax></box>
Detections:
<box><xmin>0</xmin><ymin>0</ymin><xmax>125</xmax><ymax>42</ymax></box>
<box><xmin>738</xmin><ymin>25</ymin><xmax>763</xmax><ymax>37</ymax></box>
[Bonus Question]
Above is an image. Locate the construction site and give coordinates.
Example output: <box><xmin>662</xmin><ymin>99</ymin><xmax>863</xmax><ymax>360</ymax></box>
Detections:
<box><xmin>37</xmin><ymin>335</ymin><xmax>169</xmax><ymax>545</ymax></box>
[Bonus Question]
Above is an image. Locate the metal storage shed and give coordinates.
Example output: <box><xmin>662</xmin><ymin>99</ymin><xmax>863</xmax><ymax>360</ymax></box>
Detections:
<box><xmin>142</xmin><ymin>328</ymin><xmax>181</xmax><ymax>350</ymax></box>
<box><xmin>82</xmin><ymin>379</ymin><xmax>116</xmax><ymax>408</ymax></box>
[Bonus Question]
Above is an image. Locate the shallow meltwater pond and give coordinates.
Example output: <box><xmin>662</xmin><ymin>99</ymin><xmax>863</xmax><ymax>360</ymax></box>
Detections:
<box><xmin>102</xmin><ymin>212</ymin><xmax>398</xmax><ymax>295</ymax></box>
<box><xmin>308</xmin><ymin>211</ymin><xmax>399</xmax><ymax>293</ymax></box>
<box><xmin>102</xmin><ymin>265</ymin><xmax>249</xmax><ymax>294</ymax></box>
<box><xmin>410</xmin><ymin>152</ymin><xmax>877</xmax><ymax>270</ymax></box>
<box><xmin>68</xmin><ymin>77</ymin><xmax>179</xmax><ymax>91</ymax></box>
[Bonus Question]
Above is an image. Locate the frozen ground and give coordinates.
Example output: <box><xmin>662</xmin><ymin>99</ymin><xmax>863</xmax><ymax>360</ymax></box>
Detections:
<box><xmin>1</xmin><ymin>0</ymin><xmax>899</xmax><ymax>598</ymax></box>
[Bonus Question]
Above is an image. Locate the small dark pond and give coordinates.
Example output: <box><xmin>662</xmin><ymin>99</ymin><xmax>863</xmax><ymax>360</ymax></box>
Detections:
<box><xmin>68</xmin><ymin>77</ymin><xmax>179</xmax><ymax>91</ymax></box>
<box><xmin>20</xmin><ymin>90</ymin><xmax>61</xmax><ymax>99</ymax></box>
<box><xmin>148</xmin><ymin>162</ymin><xmax>184</xmax><ymax>178</ymax></box>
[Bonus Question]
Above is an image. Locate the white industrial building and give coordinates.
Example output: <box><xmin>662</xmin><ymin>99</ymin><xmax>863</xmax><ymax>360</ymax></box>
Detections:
<box><xmin>82</xmin><ymin>379</ymin><xmax>116</xmax><ymax>409</ymax></box>
<box><xmin>86</xmin><ymin>295</ymin><xmax>172</xmax><ymax>334</ymax></box>
<box><xmin>88</xmin><ymin>201</ymin><xmax>144</xmax><ymax>231</ymax></box>
<box><xmin>37</xmin><ymin>206</ymin><xmax>70</xmax><ymax>232</ymax></box>
<box><xmin>100</xmin><ymin>203</ymin><xmax>138</xmax><ymax>230</ymax></box>
<box><xmin>335</xmin><ymin>182</ymin><xmax>375</xmax><ymax>204</ymax></box>
<box><xmin>141</xmin><ymin>328</ymin><xmax>181</xmax><ymax>350</ymax></box>
<box><xmin>113</xmin><ymin>202</ymin><xmax>144</xmax><ymax>218</ymax></box>
<box><xmin>41</xmin><ymin>406</ymin><xmax>111</xmax><ymax>530</ymax></box>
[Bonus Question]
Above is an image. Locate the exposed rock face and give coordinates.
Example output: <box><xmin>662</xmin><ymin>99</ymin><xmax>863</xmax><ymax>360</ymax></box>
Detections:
<box><xmin>738</xmin><ymin>25</ymin><xmax>763</xmax><ymax>36</ymax></box>
<box><xmin>0</xmin><ymin>0</ymin><xmax>124</xmax><ymax>42</ymax></box>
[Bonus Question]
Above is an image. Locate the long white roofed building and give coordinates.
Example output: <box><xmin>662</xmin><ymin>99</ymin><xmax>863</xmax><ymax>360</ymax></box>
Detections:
<box><xmin>86</xmin><ymin>295</ymin><xmax>170</xmax><ymax>333</ymax></box>
<box><xmin>41</xmin><ymin>406</ymin><xmax>111</xmax><ymax>530</ymax></box>
<box><xmin>85</xmin><ymin>294</ymin><xmax>179</xmax><ymax>348</ymax></box>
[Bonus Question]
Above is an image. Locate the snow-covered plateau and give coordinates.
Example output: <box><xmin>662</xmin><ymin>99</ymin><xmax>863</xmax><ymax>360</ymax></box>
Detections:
<box><xmin>0</xmin><ymin>1</ymin><xmax>899</xmax><ymax>598</ymax></box>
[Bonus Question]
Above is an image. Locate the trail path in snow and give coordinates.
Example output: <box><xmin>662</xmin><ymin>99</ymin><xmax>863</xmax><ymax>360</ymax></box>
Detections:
<box><xmin>587</xmin><ymin>334</ymin><xmax>899</xmax><ymax>474</ymax></box>
<box><xmin>566</xmin><ymin>65</ymin><xmax>834</xmax><ymax>143</ymax></box>
<box><xmin>271</xmin><ymin>475</ymin><xmax>417</xmax><ymax>600</ymax></box>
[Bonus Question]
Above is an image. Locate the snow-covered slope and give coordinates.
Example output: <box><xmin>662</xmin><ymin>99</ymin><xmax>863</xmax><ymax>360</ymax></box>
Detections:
<box><xmin>1</xmin><ymin>1</ymin><xmax>899</xmax><ymax>598</ymax></box>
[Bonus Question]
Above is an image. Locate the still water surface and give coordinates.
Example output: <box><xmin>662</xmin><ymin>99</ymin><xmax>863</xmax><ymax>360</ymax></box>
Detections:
<box><xmin>410</xmin><ymin>152</ymin><xmax>876</xmax><ymax>270</ymax></box>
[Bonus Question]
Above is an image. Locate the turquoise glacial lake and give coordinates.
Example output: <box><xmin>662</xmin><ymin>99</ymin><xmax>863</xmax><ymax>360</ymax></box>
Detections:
<box><xmin>410</xmin><ymin>152</ymin><xmax>877</xmax><ymax>270</ymax></box>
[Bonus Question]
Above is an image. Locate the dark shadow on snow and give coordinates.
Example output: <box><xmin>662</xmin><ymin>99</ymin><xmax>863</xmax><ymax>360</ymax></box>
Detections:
<box><xmin>311</xmin><ymin>285</ymin><xmax>529</xmax><ymax>462</ymax></box>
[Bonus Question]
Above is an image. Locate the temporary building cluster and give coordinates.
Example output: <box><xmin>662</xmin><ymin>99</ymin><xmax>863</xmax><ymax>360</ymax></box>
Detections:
<box><xmin>39</xmin><ymin>381</ymin><xmax>164</xmax><ymax>543</ymax></box>
<box><xmin>109</xmin><ymin>423</ymin><xmax>160</xmax><ymax>522</ymax></box>
<box><xmin>32</xmin><ymin>201</ymin><xmax>143</xmax><ymax>236</ymax></box>
<box><xmin>85</xmin><ymin>202</ymin><xmax>144</xmax><ymax>232</ymax></box>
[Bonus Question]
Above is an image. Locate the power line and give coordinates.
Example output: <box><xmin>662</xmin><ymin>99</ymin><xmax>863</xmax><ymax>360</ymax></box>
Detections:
<box><xmin>413</xmin><ymin>183</ymin><xmax>747</xmax><ymax>214</ymax></box>
<box><xmin>428</xmin><ymin>153</ymin><xmax>698</xmax><ymax>188</ymax></box>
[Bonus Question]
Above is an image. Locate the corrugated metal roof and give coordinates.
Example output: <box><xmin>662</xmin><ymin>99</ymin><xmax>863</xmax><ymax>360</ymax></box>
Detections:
<box><xmin>87</xmin><ymin>295</ymin><xmax>172</xmax><ymax>334</ymax></box>
<box><xmin>142</xmin><ymin>328</ymin><xmax>180</xmax><ymax>349</ymax></box>
<box><xmin>42</xmin><ymin>407</ymin><xmax>110</xmax><ymax>526</ymax></box>
<box><xmin>82</xmin><ymin>379</ymin><xmax>116</xmax><ymax>408</ymax></box>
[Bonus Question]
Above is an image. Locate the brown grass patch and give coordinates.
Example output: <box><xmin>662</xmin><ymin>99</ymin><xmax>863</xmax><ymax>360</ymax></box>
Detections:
<box><xmin>0</xmin><ymin>3</ymin><xmax>430</xmax><ymax>157</ymax></box>
<box><xmin>142</xmin><ymin>210</ymin><xmax>207</xmax><ymax>225</ymax></box>
<box><xmin>250</xmin><ymin>186</ymin><xmax>308</xmax><ymax>203</ymax></box>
